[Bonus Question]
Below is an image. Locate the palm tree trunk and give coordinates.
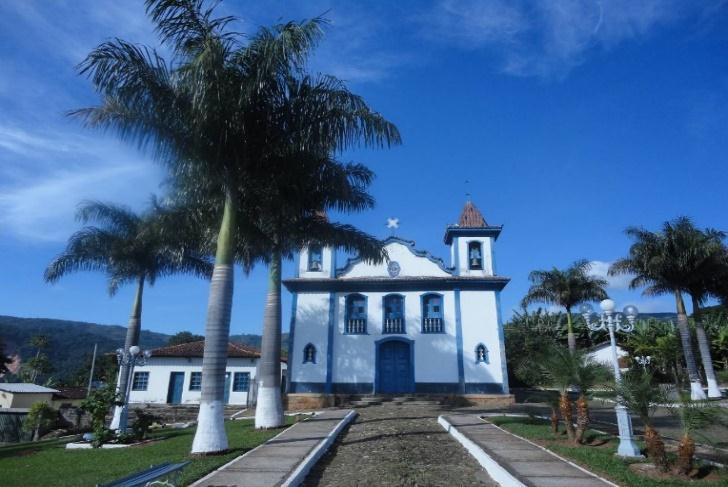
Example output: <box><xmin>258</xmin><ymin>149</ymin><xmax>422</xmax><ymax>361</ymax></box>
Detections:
<box><xmin>674</xmin><ymin>290</ymin><xmax>706</xmax><ymax>400</ymax></box>
<box><xmin>559</xmin><ymin>392</ymin><xmax>575</xmax><ymax>441</ymax></box>
<box><xmin>644</xmin><ymin>425</ymin><xmax>668</xmax><ymax>471</ymax></box>
<box><xmin>691</xmin><ymin>296</ymin><xmax>722</xmax><ymax>398</ymax></box>
<box><xmin>575</xmin><ymin>394</ymin><xmax>589</xmax><ymax>444</ymax></box>
<box><xmin>676</xmin><ymin>433</ymin><xmax>695</xmax><ymax>475</ymax></box>
<box><xmin>255</xmin><ymin>249</ymin><xmax>284</xmax><ymax>429</ymax></box>
<box><xmin>110</xmin><ymin>276</ymin><xmax>144</xmax><ymax>430</ymax></box>
<box><xmin>566</xmin><ymin>309</ymin><xmax>576</xmax><ymax>353</ymax></box>
<box><xmin>191</xmin><ymin>192</ymin><xmax>236</xmax><ymax>454</ymax></box>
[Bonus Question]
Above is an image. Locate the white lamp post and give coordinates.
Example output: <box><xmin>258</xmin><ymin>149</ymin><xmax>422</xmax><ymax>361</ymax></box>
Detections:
<box><xmin>113</xmin><ymin>345</ymin><xmax>151</xmax><ymax>433</ymax></box>
<box><xmin>580</xmin><ymin>299</ymin><xmax>643</xmax><ymax>458</ymax></box>
<box><xmin>635</xmin><ymin>355</ymin><xmax>651</xmax><ymax>369</ymax></box>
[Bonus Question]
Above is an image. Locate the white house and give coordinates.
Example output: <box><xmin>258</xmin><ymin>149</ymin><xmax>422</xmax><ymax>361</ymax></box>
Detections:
<box><xmin>127</xmin><ymin>341</ymin><xmax>286</xmax><ymax>407</ymax></box>
<box><xmin>284</xmin><ymin>201</ymin><xmax>513</xmax><ymax>408</ymax></box>
<box><xmin>587</xmin><ymin>342</ymin><xmax>629</xmax><ymax>372</ymax></box>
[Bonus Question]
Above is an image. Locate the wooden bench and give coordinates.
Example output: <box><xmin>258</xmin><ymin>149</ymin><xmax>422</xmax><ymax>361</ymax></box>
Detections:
<box><xmin>96</xmin><ymin>461</ymin><xmax>190</xmax><ymax>487</ymax></box>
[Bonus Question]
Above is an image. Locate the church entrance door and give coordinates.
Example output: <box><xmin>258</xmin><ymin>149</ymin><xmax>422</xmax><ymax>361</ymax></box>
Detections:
<box><xmin>377</xmin><ymin>339</ymin><xmax>414</xmax><ymax>393</ymax></box>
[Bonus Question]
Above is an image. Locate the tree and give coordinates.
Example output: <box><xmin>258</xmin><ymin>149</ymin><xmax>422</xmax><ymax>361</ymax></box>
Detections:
<box><xmin>45</xmin><ymin>199</ymin><xmax>212</xmax><ymax>426</ymax></box>
<box><xmin>0</xmin><ymin>337</ymin><xmax>12</xmax><ymax>375</ymax></box>
<box><xmin>669</xmin><ymin>394</ymin><xmax>726</xmax><ymax>475</ymax></box>
<box><xmin>81</xmin><ymin>386</ymin><xmax>122</xmax><ymax>448</ymax></box>
<box><xmin>28</xmin><ymin>335</ymin><xmax>52</xmax><ymax>383</ymax></box>
<box><xmin>521</xmin><ymin>260</ymin><xmax>608</xmax><ymax>353</ymax></box>
<box><xmin>168</xmin><ymin>331</ymin><xmax>205</xmax><ymax>346</ymax></box>
<box><xmin>612</xmin><ymin>370</ymin><xmax>669</xmax><ymax>470</ymax></box>
<box><xmin>73</xmin><ymin>0</ymin><xmax>399</xmax><ymax>453</ymax></box>
<box><xmin>610</xmin><ymin>218</ymin><xmax>718</xmax><ymax>399</ymax></box>
<box><xmin>572</xmin><ymin>355</ymin><xmax>609</xmax><ymax>444</ymax></box>
<box><xmin>22</xmin><ymin>402</ymin><xmax>57</xmax><ymax>441</ymax></box>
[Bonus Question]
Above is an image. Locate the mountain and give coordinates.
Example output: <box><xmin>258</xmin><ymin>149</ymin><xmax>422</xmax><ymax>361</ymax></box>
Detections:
<box><xmin>0</xmin><ymin>315</ymin><xmax>286</xmax><ymax>384</ymax></box>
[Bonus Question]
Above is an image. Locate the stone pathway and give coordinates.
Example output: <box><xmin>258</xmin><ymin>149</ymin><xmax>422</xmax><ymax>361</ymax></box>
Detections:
<box><xmin>441</xmin><ymin>414</ymin><xmax>615</xmax><ymax>487</ymax></box>
<box><xmin>191</xmin><ymin>409</ymin><xmax>355</xmax><ymax>487</ymax></box>
<box><xmin>303</xmin><ymin>402</ymin><xmax>497</xmax><ymax>486</ymax></box>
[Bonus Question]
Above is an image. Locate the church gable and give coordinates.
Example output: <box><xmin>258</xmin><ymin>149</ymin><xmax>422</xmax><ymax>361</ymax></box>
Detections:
<box><xmin>337</xmin><ymin>238</ymin><xmax>452</xmax><ymax>279</ymax></box>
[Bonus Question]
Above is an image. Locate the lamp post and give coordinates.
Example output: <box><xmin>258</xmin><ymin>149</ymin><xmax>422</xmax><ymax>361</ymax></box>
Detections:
<box><xmin>580</xmin><ymin>299</ymin><xmax>642</xmax><ymax>458</ymax></box>
<box><xmin>114</xmin><ymin>345</ymin><xmax>151</xmax><ymax>433</ymax></box>
<box><xmin>635</xmin><ymin>355</ymin><xmax>651</xmax><ymax>369</ymax></box>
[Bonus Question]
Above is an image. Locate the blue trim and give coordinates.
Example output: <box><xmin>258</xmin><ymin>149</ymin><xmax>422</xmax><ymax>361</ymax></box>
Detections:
<box><xmin>286</xmin><ymin>292</ymin><xmax>298</xmax><ymax>392</ymax></box>
<box><xmin>454</xmin><ymin>289</ymin><xmax>465</xmax><ymax>393</ymax></box>
<box><xmin>453</xmin><ymin>236</ymin><xmax>460</xmax><ymax>276</ymax></box>
<box><xmin>444</xmin><ymin>226</ymin><xmax>502</xmax><ymax>245</ymax></box>
<box><xmin>382</xmin><ymin>293</ymin><xmax>406</xmax><ymax>334</ymax></box>
<box><xmin>475</xmin><ymin>343</ymin><xmax>489</xmax><ymax>364</ymax></box>
<box><xmin>283</xmin><ymin>276</ymin><xmax>510</xmax><ymax>293</ymax></box>
<box><xmin>325</xmin><ymin>293</ymin><xmax>336</xmax><ymax>393</ymax></box>
<box><xmin>495</xmin><ymin>291</ymin><xmax>510</xmax><ymax>394</ymax></box>
<box><xmin>344</xmin><ymin>293</ymin><xmax>368</xmax><ymax>334</ymax></box>
<box><xmin>289</xmin><ymin>382</ymin><xmax>505</xmax><ymax>394</ymax></box>
<box><xmin>374</xmin><ymin>336</ymin><xmax>415</xmax><ymax>393</ymax></box>
<box><xmin>303</xmin><ymin>343</ymin><xmax>317</xmax><ymax>364</ymax></box>
<box><xmin>336</xmin><ymin>236</ymin><xmax>454</xmax><ymax>277</ymax></box>
<box><xmin>420</xmin><ymin>292</ymin><xmax>445</xmax><ymax>333</ymax></box>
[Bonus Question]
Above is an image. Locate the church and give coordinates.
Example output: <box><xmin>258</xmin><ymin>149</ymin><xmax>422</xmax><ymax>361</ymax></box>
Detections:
<box><xmin>284</xmin><ymin>201</ymin><xmax>513</xmax><ymax>408</ymax></box>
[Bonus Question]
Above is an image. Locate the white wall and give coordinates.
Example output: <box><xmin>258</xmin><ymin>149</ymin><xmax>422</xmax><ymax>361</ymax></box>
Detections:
<box><xmin>127</xmin><ymin>357</ymin><xmax>286</xmax><ymax>406</ymax></box>
<box><xmin>455</xmin><ymin>237</ymin><xmax>494</xmax><ymax>276</ymax></box>
<box><xmin>459</xmin><ymin>290</ymin><xmax>504</xmax><ymax>387</ymax></box>
<box><xmin>340</xmin><ymin>241</ymin><xmax>450</xmax><ymax>278</ymax></box>
<box><xmin>291</xmin><ymin>293</ymin><xmax>330</xmax><ymax>384</ymax></box>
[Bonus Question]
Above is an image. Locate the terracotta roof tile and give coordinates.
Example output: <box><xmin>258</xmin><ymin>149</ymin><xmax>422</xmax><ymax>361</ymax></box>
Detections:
<box><xmin>150</xmin><ymin>340</ymin><xmax>261</xmax><ymax>358</ymax></box>
<box><xmin>458</xmin><ymin>201</ymin><xmax>487</xmax><ymax>228</ymax></box>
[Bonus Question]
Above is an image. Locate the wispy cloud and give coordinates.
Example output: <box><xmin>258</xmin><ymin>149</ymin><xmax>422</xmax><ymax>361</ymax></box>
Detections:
<box><xmin>588</xmin><ymin>260</ymin><xmax>633</xmax><ymax>290</ymax></box>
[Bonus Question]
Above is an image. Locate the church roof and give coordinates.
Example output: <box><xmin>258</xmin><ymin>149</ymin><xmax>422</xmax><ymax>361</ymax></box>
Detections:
<box><xmin>150</xmin><ymin>341</ymin><xmax>261</xmax><ymax>359</ymax></box>
<box><xmin>458</xmin><ymin>201</ymin><xmax>487</xmax><ymax>227</ymax></box>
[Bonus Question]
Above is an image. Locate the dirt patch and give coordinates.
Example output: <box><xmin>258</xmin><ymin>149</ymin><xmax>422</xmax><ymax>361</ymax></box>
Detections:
<box><xmin>303</xmin><ymin>402</ymin><xmax>496</xmax><ymax>486</ymax></box>
<box><xmin>629</xmin><ymin>462</ymin><xmax>723</xmax><ymax>482</ymax></box>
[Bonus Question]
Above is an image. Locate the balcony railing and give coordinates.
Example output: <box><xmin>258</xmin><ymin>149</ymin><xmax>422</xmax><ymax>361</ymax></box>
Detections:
<box><xmin>383</xmin><ymin>317</ymin><xmax>405</xmax><ymax>334</ymax></box>
<box><xmin>422</xmin><ymin>317</ymin><xmax>443</xmax><ymax>333</ymax></box>
<box><xmin>345</xmin><ymin>318</ymin><xmax>367</xmax><ymax>334</ymax></box>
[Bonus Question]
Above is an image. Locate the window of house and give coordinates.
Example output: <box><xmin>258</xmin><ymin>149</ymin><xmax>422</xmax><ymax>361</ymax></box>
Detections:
<box><xmin>345</xmin><ymin>293</ymin><xmax>367</xmax><ymax>334</ymax></box>
<box><xmin>422</xmin><ymin>294</ymin><xmax>444</xmax><ymax>333</ymax></box>
<box><xmin>475</xmin><ymin>344</ymin><xmax>489</xmax><ymax>364</ymax></box>
<box><xmin>308</xmin><ymin>246</ymin><xmax>323</xmax><ymax>271</ymax></box>
<box><xmin>468</xmin><ymin>241</ymin><xmax>483</xmax><ymax>270</ymax></box>
<box><xmin>189</xmin><ymin>372</ymin><xmax>202</xmax><ymax>391</ymax></box>
<box><xmin>303</xmin><ymin>343</ymin><xmax>317</xmax><ymax>363</ymax></box>
<box><xmin>131</xmin><ymin>371</ymin><xmax>149</xmax><ymax>391</ymax></box>
<box><xmin>383</xmin><ymin>294</ymin><xmax>405</xmax><ymax>334</ymax></box>
<box><xmin>232</xmin><ymin>372</ymin><xmax>250</xmax><ymax>392</ymax></box>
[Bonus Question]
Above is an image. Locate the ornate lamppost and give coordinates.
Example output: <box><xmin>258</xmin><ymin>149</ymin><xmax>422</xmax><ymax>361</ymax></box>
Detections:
<box><xmin>580</xmin><ymin>299</ymin><xmax>642</xmax><ymax>458</ymax></box>
<box><xmin>113</xmin><ymin>345</ymin><xmax>151</xmax><ymax>433</ymax></box>
<box><xmin>635</xmin><ymin>355</ymin><xmax>651</xmax><ymax>369</ymax></box>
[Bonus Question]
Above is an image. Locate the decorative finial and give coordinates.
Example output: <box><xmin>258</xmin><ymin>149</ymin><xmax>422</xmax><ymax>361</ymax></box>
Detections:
<box><xmin>386</xmin><ymin>217</ymin><xmax>399</xmax><ymax>235</ymax></box>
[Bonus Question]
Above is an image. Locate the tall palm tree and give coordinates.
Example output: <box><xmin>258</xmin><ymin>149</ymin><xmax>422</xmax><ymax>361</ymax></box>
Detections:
<box><xmin>521</xmin><ymin>260</ymin><xmax>608</xmax><ymax>352</ymax></box>
<box><xmin>44</xmin><ymin>199</ymin><xmax>212</xmax><ymax>427</ymax></box>
<box><xmin>610</xmin><ymin>217</ymin><xmax>716</xmax><ymax>399</ymax></box>
<box><xmin>73</xmin><ymin>0</ymin><xmax>399</xmax><ymax>453</ymax></box>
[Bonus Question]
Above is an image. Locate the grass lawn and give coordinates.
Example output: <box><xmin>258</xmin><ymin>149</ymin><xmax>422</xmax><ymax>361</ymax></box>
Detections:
<box><xmin>0</xmin><ymin>417</ymin><xmax>295</xmax><ymax>486</ymax></box>
<box><xmin>489</xmin><ymin>416</ymin><xmax>728</xmax><ymax>487</ymax></box>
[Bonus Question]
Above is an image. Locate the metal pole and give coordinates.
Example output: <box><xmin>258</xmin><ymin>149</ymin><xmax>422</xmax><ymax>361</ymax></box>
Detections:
<box><xmin>608</xmin><ymin>317</ymin><xmax>642</xmax><ymax>458</ymax></box>
<box><xmin>87</xmin><ymin>343</ymin><xmax>98</xmax><ymax>398</ymax></box>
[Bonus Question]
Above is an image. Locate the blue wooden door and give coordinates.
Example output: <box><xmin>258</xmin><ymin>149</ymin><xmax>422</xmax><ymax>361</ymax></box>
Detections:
<box><xmin>378</xmin><ymin>341</ymin><xmax>413</xmax><ymax>393</ymax></box>
<box><xmin>167</xmin><ymin>372</ymin><xmax>184</xmax><ymax>404</ymax></box>
<box><xmin>223</xmin><ymin>372</ymin><xmax>231</xmax><ymax>404</ymax></box>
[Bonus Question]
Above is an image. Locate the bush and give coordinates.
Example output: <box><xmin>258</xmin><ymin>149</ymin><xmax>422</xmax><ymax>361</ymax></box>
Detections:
<box><xmin>131</xmin><ymin>409</ymin><xmax>158</xmax><ymax>440</ymax></box>
<box><xmin>22</xmin><ymin>402</ymin><xmax>57</xmax><ymax>441</ymax></box>
<box><xmin>80</xmin><ymin>386</ymin><xmax>121</xmax><ymax>448</ymax></box>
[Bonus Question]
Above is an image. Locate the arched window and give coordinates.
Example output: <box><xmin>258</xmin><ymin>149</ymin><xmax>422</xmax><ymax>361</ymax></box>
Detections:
<box><xmin>475</xmin><ymin>343</ymin><xmax>489</xmax><ymax>364</ymax></box>
<box><xmin>308</xmin><ymin>246</ymin><xmax>323</xmax><ymax>271</ymax></box>
<box><xmin>468</xmin><ymin>241</ymin><xmax>483</xmax><ymax>270</ymax></box>
<box><xmin>421</xmin><ymin>294</ymin><xmax>444</xmax><ymax>333</ymax></box>
<box><xmin>345</xmin><ymin>294</ymin><xmax>367</xmax><ymax>334</ymax></box>
<box><xmin>383</xmin><ymin>294</ymin><xmax>405</xmax><ymax>334</ymax></box>
<box><xmin>303</xmin><ymin>343</ymin><xmax>316</xmax><ymax>363</ymax></box>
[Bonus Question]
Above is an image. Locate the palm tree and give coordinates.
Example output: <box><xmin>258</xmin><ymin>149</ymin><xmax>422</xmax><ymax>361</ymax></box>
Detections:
<box><xmin>572</xmin><ymin>355</ymin><xmax>609</xmax><ymax>444</ymax></box>
<box><xmin>44</xmin><ymin>199</ymin><xmax>212</xmax><ymax>427</ymax></box>
<box><xmin>612</xmin><ymin>369</ymin><xmax>669</xmax><ymax>470</ymax></box>
<box><xmin>669</xmin><ymin>394</ymin><xmax>726</xmax><ymax>475</ymax></box>
<box><xmin>522</xmin><ymin>260</ymin><xmax>608</xmax><ymax>352</ymax></box>
<box><xmin>73</xmin><ymin>0</ymin><xmax>399</xmax><ymax>453</ymax></box>
<box><xmin>610</xmin><ymin>218</ymin><xmax>720</xmax><ymax>399</ymax></box>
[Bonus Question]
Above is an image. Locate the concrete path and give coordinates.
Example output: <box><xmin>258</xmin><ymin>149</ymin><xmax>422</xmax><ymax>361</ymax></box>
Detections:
<box><xmin>192</xmin><ymin>409</ymin><xmax>356</xmax><ymax>487</ymax></box>
<box><xmin>440</xmin><ymin>414</ymin><xmax>616</xmax><ymax>487</ymax></box>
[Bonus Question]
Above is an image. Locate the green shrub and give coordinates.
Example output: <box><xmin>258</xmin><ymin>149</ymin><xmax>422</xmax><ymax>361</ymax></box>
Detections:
<box><xmin>22</xmin><ymin>402</ymin><xmax>57</xmax><ymax>441</ymax></box>
<box><xmin>131</xmin><ymin>409</ymin><xmax>158</xmax><ymax>440</ymax></box>
<box><xmin>80</xmin><ymin>386</ymin><xmax>121</xmax><ymax>448</ymax></box>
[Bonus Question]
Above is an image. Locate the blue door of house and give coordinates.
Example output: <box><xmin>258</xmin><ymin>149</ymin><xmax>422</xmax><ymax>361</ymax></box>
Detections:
<box><xmin>167</xmin><ymin>372</ymin><xmax>184</xmax><ymax>404</ymax></box>
<box><xmin>224</xmin><ymin>372</ymin><xmax>231</xmax><ymax>404</ymax></box>
<box><xmin>378</xmin><ymin>340</ymin><xmax>413</xmax><ymax>393</ymax></box>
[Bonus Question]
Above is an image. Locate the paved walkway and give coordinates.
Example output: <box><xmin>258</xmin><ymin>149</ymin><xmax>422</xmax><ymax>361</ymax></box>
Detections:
<box><xmin>441</xmin><ymin>414</ymin><xmax>615</xmax><ymax>487</ymax></box>
<box><xmin>192</xmin><ymin>409</ymin><xmax>355</xmax><ymax>487</ymax></box>
<box><xmin>303</xmin><ymin>402</ymin><xmax>496</xmax><ymax>486</ymax></box>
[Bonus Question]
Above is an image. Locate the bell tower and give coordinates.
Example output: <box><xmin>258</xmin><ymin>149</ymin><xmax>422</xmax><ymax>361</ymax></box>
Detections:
<box><xmin>443</xmin><ymin>200</ymin><xmax>502</xmax><ymax>277</ymax></box>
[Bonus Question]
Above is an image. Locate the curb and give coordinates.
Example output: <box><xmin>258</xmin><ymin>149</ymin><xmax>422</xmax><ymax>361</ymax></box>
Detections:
<box><xmin>281</xmin><ymin>409</ymin><xmax>358</xmax><ymax>487</ymax></box>
<box><xmin>438</xmin><ymin>415</ymin><xmax>524</xmax><ymax>487</ymax></box>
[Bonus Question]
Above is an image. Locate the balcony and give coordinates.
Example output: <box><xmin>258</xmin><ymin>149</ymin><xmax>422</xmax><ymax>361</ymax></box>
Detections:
<box><xmin>345</xmin><ymin>318</ymin><xmax>367</xmax><ymax>334</ymax></box>
<box><xmin>383</xmin><ymin>317</ymin><xmax>405</xmax><ymax>334</ymax></box>
<box><xmin>422</xmin><ymin>317</ymin><xmax>443</xmax><ymax>333</ymax></box>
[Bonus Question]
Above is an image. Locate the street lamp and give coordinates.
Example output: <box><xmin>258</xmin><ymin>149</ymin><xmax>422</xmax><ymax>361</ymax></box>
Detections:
<box><xmin>635</xmin><ymin>355</ymin><xmax>651</xmax><ymax>369</ymax></box>
<box><xmin>114</xmin><ymin>345</ymin><xmax>151</xmax><ymax>433</ymax></box>
<box><xmin>580</xmin><ymin>299</ymin><xmax>643</xmax><ymax>458</ymax></box>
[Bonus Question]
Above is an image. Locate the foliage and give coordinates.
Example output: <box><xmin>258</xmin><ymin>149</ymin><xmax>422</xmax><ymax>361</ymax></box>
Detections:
<box><xmin>0</xmin><ymin>337</ymin><xmax>11</xmax><ymax>375</ymax></box>
<box><xmin>0</xmin><ymin>417</ymin><xmax>295</xmax><ymax>486</ymax></box>
<box><xmin>668</xmin><ymin>394</ymin><xmax>727</xmax><ymax>475</ymax></box>
<box><xmin>131</xmin><ymin>408</ymin><xmax>158</xmax><ymax>440</ymax></box>
<box><xmin>22</xmin><ymin>402</ymin><xmax>57</xmax><ymax>441</ymax></box>
<box><xmin>505</xmin><ymin>308</ymin><xmax>565</xmax><ymax>386</ymax></box>
<box><xmin>168</xmin><ymin>331</ymin><xmax>204</xmax><ymax>346</ymax></box>
<box><xmin>623</xmin><ymin>319</ymin><xmax>686</xmax><ymax>385</ymax></box>
<box><xmin>67</xmin><ymin>353</ymin><xmax>118</xmax><ymax>388</ymax></box>
<box><xmin>80</xmin><ymin>386</ymin><xmax>121</xmax><ymax>448</ymax></box>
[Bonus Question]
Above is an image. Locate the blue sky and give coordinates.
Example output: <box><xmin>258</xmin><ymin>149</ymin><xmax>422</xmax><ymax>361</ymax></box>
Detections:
<box><xmin>1</xmin><ymin>0</ymin><xmax>727</xmax><ymax>339</ymax></box>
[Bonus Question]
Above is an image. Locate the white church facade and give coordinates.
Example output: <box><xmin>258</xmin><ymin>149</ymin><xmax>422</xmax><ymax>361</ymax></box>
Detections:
<box><xmin>284</xmin><ymin>201</ymin><xmax>513</xmax><ymax>407</ymax></box>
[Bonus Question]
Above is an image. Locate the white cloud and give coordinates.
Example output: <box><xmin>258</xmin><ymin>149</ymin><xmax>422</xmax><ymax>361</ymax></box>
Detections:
<box><xmin>588</xmin><ymin>260</ymin><xmax>634</xmax><ymax>290</ymax></box>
